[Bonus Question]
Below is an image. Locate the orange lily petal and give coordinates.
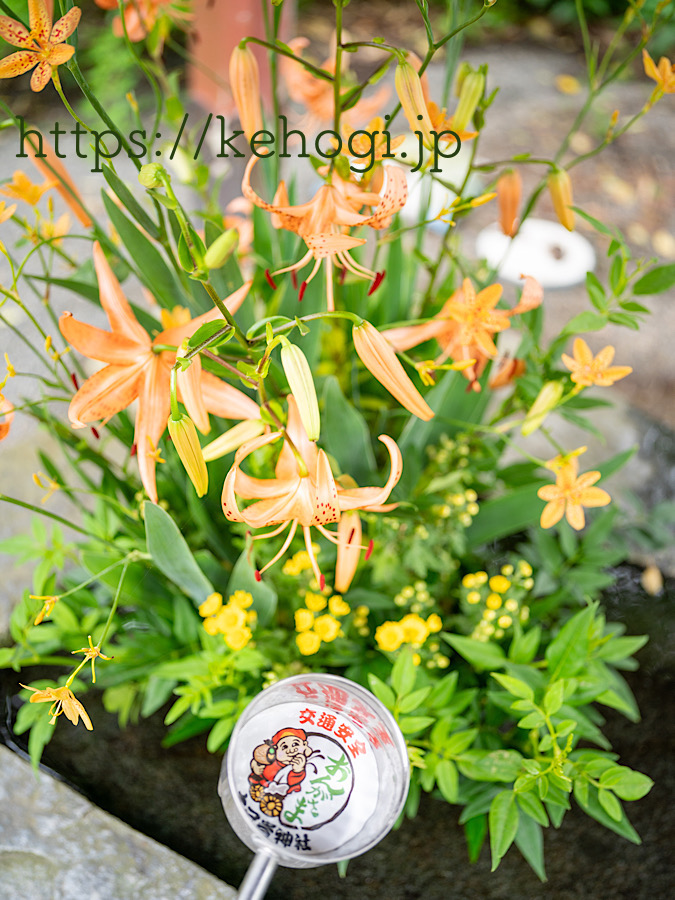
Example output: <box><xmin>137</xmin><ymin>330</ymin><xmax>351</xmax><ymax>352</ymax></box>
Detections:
<box><xmin>572</xmin><ymin>337</ymin><xmax>593</xmax><ymax>367</ymax></box>
<box><xmin>0</xmin><ymin>396</ymin><xmax>14</xmax><ymax>442</ymax></box>
<box><xmin>313</xmin><ymin>450</ymin><xmax>340</xmax><ymax>525</ymax></box>
<box><xmin>45</xmin><ymin>43</ymin><xmax>74</xmax><ymax>66</ymax></box>
<box><xmin>0</xmin><ymin>51</ymin><xmax>37</xmax><ymax>79</ymax></box>
<box><xmin>0</xmin><ymin>16</ymin><xmax>32</xmax><ymax>48</ymax></box>
<box><xmin>537</xmin><ymin>484</ymin><xmax>561</xmax><ymax>502</ymax></box>
<box><xmin>68</xmin><ymin>360</ymin><xmax>146</xmax><ymax>427</ymax></box>
<box><xmin>197</xmin><ymin>370</ymin><xmax>260</xmax><ymax>421</ymax></box>
<box><xmin>565</xmin><ymin>502</ymin><xmax>585</xmax><ymax>531</ymax></box>
<box><xmin>93</xmin><ymin>242</ymin><xmax>151</xmax><ymax>346</ymax></box>
<box><xmin>337</xmin><ymin>435</ymin><xmax>403</xmax><ymax>511</ymax></box>
<box><xmin>383</xmin><ymin>318</ymin><xmax>448</xmax><ymax>352</ymax></box>
<box><xmin>577</xmin><ymin>486</ymin><xmax>611</xmax><ymax>507</ymax></box>
<box><xmin>28</xmin><ymin>0</ymin><xmax>52</xmax><ymax>42</ymax></box>
<box><xmin>134</xmin><ymin>357</ymin><xmax>171</xmax><ymax>504</ymax></box>
<box><xmin>334</xmin><ymin>511</ymin><xmax>362</xmax><ymax>594</ymax></box>
<box><xmin>50</xmin><ymin>6</ymin><xmax>81</xmax><ymax>43</ymax></box>
<box><xmin>540</xmin><ymin>498</ymin><xmax>565</xmax><ymax>529</ymax></box>
<box><xmin>510</xmin><ymin>275</ymin><xmax>543</xmax><ymax>315</ymax></box>
<box><xmin>304</xmin><ymin>232</ymin><xmax>366</xmax><ymax>257</ymax></box>
<box><xmin>30</xmin><ymin>61</ymin><xmax>52</xmax><ymax>92</ymax></box>
<box><xmin>59</xmin><ymin>312</ymin><xmax>148</xmax><ymax>365</ymax></box>
<box><xmin>358</xmin><ymin>165</ymin><xmax>408</xmax><ymax>230</ymax></box>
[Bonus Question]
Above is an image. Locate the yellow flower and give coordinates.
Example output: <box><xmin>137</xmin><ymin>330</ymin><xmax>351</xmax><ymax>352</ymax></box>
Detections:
<box><xmin>375</xmin><ymin>621</ymin><xmax>406</xmax><ymax>653</ymax></box>
<box><xmin>561</xmin><ymin>338</ymin><xmax>632</xmax><ymax>387</ymax></box>
<box><xmin>501</xmin><ymin>564</ymin><xmax>514</xmax><ymax>576</ymax></box>
<box><xmin>466</xmin><ymin>590</ymin><xmax>481</xmax><ymax>605</ymax></box>
<box><xmin>32</xmin><ymin>471</ymin><xmax>60</xmax><ymax>504</ymax></box>
<box><xmin>518</xmin><ymin>560</ymin><xmax>533</xmax><ymax>577</ymax></box>
<box><xmin>486</xmin><ymin>593</ymin><xmax>502</xmax><ymax>610</ymax></box>
<box><xmin>412</xmin><ymin>653</ymin><xmax>422</xmax><ymax>666</ymax></box>
<box><xmin>504</xmin><ymin>598</ymin><xmax>519</xmax><ymax>612</ymax></box>
<box><xmin>215</xmin><ymin>603</ymin><xmax>247</xmax><ymax>632</ymax></box>
<box><xmin>304</xmin><ymin>591</ymin><xmax>327</xmax><ymax>612</ymax></box>
<box><xmin>426</xmin><ymin>613</ymin><xmax>442</xmax><ymax>633</ymax></box>
<box><xmin>642</xmin><ymin>49</ymin><xmax>675</xmax><ymax>95</ymax></box>
<box><xmin>0</xmin><ymin>171</ymin><xmax>53</xmax><ymax>206</ymax></box>
<box><xmin>314</xmin><ymin>614</ymin><xmax>341</xmax><ymax>643</ymax></box>
<box><xmin>295</xmin><ymin>608</ymin><xmax>315</xmax><ymax>632</ymax></box>
<box><xmin>0</xmin><ymin>200</ymin><xmax>17</xmax><ymax>223</ymax></box>
<box><xmin>203</xmin><ymin>616</ymin><xmax>220</xmax><ymax>636</ymax></box>
<box><xmin>230</xmin><ymin>590</ymin><xmax>254</xmax><ymax>609</ymax></box>
<box><xmin>489</xmin><ymin>575</ymin><xmax>511</xmax><ymax>593</ymax></box>
<box><xmin>537</xmin><ymin>457</ymin><xmax>611</xmax><ymax>530</ymax></box>
<box><xmin>30</xmin><ymin>593</ymin><xmax>59</xmax><ymax>625</ymax></box>
<box><xmin>296</xmin><ymin>630</ymin><xmax>321</xmax><ymax>656</ymax></box>
<box><xmin>38</xmin><ymin>212</ymin><xmax>70</xmax><ymax>246</ymax></box>
<box><xmin>199</xmin><ymin>592</ymin><xmax>223</xmax><ymax>617</ymax></box>
<box><xmin>328</xmin><ymin>595</ymin><xmax>351</xmax><ymax>617</ymax></box>
<box><xmin>400</xmin><ymin>613</ymin><xmax>429</xmax><ymax>645</ymax></box>
<box><xmin>21</xmin><ymin>683</ymin><xmax>93</xmax><ymax>730</ymax></box>
<box><xmin>224</xmin><ymin>626</ymin><xmax>252</xmax><ymax>651</ymax></box>
<box><xmin>497</xmin><ymin>615</ymin><xmax>513</xmax><ymax>629</ymax></box>
<box><xmin>71</xmin><ymin>635</ymin><xmax>112</xmax><ymax>684</ymax></box>
<box><xmin>462</xmin><ymin>574</ymin><xmax>476</xmax><ymax>588</ymax></box>
<box><xmin>0</xmin><ymin>1</ymin><xmax>82</xmax><ymax>92</ymax></box>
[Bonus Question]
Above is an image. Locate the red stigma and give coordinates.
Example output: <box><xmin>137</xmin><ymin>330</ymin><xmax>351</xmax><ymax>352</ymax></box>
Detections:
<box><xmin>90</xmin><ymin>427</ymin><xmax>100</xmax><ymax>440</ymax></box>
<box><xmin>291</xmin><ymin>270</ymin><xmax>298</xmax><ymax>290</ymax></box>
<box><xmin>298</xmin><ymin>281</ymin><xmax>307</xmax><ymax>302</ymax></box>
<box><xmin>70</xmin><ymin>372</ymin><xmax>79</xmax><ymax>390</ymax></box>
<box><xmin>254</xmin><ymin>570</ymin><xmax>262</xmax><ymax>582</ymax></box>
<box><xmin>368</xmin><ymin>271</ymin><xmax>385</xmax><ymax>296</ymax></box>
<box><xmin>338</xmin><ymin>267</ymin><xmax>347</xmax><ymax>285</ymax></box>
<box><xmin>265</xmin><ymin>269</ymin><xmax>277</xmax><ymax>290</ymax></box>
<box><xmin>365</xmin><ymin>539</ymin><xmax>374</xmax><ymax>561</ymax></box>
<box><xmin>347</xmin><ymin>527</ymin><xmax>356</xmax><ymax>544</ymax></box>
<box><xmin>130</xmin><ymin>442</ymin><xmax>137</xmax><ymax>457</ymax></box>
<box><xmin>319</xmin><ymin>574</ymin><xmax>325</xmax><ymax>591</ymax></box>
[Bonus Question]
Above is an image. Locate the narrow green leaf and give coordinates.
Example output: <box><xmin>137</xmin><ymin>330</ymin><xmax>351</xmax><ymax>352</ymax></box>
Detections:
<box><xmin>633</xmin><ymin>263</ymin><xmax>675</xmax><ymax>295</ymax></box>
<box><xmin>367</xmin><ymin>674</ymin><xmax>396</xmax><ymax>710</ymax></box>
<box><xmin>443</xmin><ymin>633</ymin><xmax>506</xmax><ymax>670</ymax></box>
<box><xmin>514</xmin><ymin>814</ymin><xmax>546</xmax><ymax>882</ymax></box>
<box><xmin>598</xmin><ymin>788</ymin><xmax>623</xmax><ymax>821</ymax></box>
<box><xmin>464</xmin><ymin>814</ymin><xmax>488</xmax><ymax>864</ymax></box>
<box><xmin>489</xmin><ymin>790</ymin><xmax>519</xmax><ymax>870</ymax></box>
<box><xmin>545</xmin><ymin>605</ymin><xmax>595</xmax><ymax>680</ymax></box>
<box><xmin>102</xmin><ymin>164</ymin><xmax>160</xmax><ymax>239</ymax></box>
<box><xmin>397</xmin><ymin>685</ymin><xmax>432</xmax><ymax>713</ymax></box>
<box><xmin>144</xmin><ymin>502</ymin><xmax>214</xmax><ymax>603</ymax></box>
<box><xmin>391</xmin><ymin>645</ymin><xmax>417</xmax><ymax>697</ymax></box>
<box><xmin>436</xmin><ymin>759</ymin><xmax>459</xmax><ymax>803</ymax></box>
<box><xmin>491</xmin><ymin>672</ymin><xmax>534</xmax><ymax>700</ymax></box>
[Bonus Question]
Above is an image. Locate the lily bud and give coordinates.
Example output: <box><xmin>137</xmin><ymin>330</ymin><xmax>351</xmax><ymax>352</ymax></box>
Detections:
<box><xmin>138</xmin><ymin>163</ymin><xmax>164</xmax><ymax>189</ymax></box>
<box><xmin>167</xmin><ymin>414</ymin><xmax>209</xmax><ymax>496</ymax></box>
<box><xmin>335</xmin><ymin>511</ymin><xmax>362</xmax><ymax>594</ymax></box>
<box><xmin>202</xmin><ymin>418</ymin><xmax>266</xmax><ymax>462</ymax></box>
<box><xmin>497</xmin><ymin>169</ymin><xmax>521</xmax><ymax>237</ymax></box>
<box><xmin>521</xmin><ymin>381</ymin><xmax>564</xmax><ymax>436</ymax></box>
<box><xmin>204</xmin><ymin>228</ymin><xmax>239</xmax><ymax>269</ymax></box>
<box><xmin>394</xmin><ymin>58</ymin><xmax>435</xmax><ymax>151</ymax></box>
<box><xmin>547</xmin><ymin>169</ymin><xmax>575</xmax><ymax>231</ymax></box>
<box><xmin>453</xmin><ymin>71</ymin><xmax>485</xmax><ymax>132</ymax></box>
<box><xmin>353</xmin><ymin>320</ymin><xmax>434</xmax><ymax>421</ymax></box>
<box><xmin>229</xmin><ymin>43</ymin><xmax>264</xmax><ymax>142</ymax></box>
<box><xmin>280</xmin><ymin>343</ymin><xmax>320</xmax><ymax>441</ymax></box>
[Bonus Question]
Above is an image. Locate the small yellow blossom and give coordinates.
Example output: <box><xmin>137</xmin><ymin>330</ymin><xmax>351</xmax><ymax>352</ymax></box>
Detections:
<box><xmin>412</xmin><ymin>653</ymin><xmax>422</xmax><ymax>666</ymax></box>
<box><xmin>296</xmin><ymin>630</ymin><xmax>321</xmax><ymax>655</ymax></box>
<box><xmin>199</xmin><ymin>592</ymin><xmax>223</xmax><ymax>617</ymax></box>
<box><xmin>21</xmin><ymin>683</ymin><xmax>93</xmax><ymax>730</ymax></box>
<box><xmin>328</xmin><ymin>595</ymin><xmax>350</xmax><ymax>617</ymax></box>
<box><xmin>32</xmin><ymin>471</ymin><xmax>60</xmax><ymax>504</ymax></box>
<box><xmin>538</xmin><ymin>457</ymin><xmax>611</xmax><ymax>530</ymax></box>
<box><xmin>483</xmin><ymin>609</ymin><xmax>496</xmax><ymax>621</ymax></box>
<box><xmin>504</xmin><ymin>598</ymin><xmax>519</xmax><ymax>612</ymax></box>
<box><xmin>230</xmin><ymin>590</ymin><xmax>253</xmax><ymax>609</ymax></box>
<box><xmin>474</xmin><ymin>571</ymin><xmax>488</xmax><ymax>585</ymax></box>
<box><xmin>295</xmin><ymin>608</ymin><xmax>314</xmax><ymax>632</ymax></box>
<box><xmin>518</xmin><ymin>560</ymin><xmax>533</xmax><ymax>577</ymax></box>
<box><xmin>225</xmin><ymin>626</ymin><xmax>252</xmax><ymax>651</ymax></box>
<box><xmin>215</xmin><ymin>604</ymin><xmax>247</xmax><ymax>632</ymax></box>
<box><xmin>462</xmin><ymin>574</ymin><xmax>476</xmax><ymax>588</ymax></box>
<box><xmin>71</xmin><ymin>635</ymin><xmax>112</xmax><ymax>683</ymax></box>
<box><xmin>400</xmin><ymin>613</ymin><xmax>429</xmax><ymax>645</ymax></box>
<box><xmin>375</xmin><ymin>621</ymin><xmax>406</xmax><ymax>653</ymax></box>
<box><xmin>31</xmin><ymin>593</ymin><xmax>59</xmax><ymax>625</ymax></box>
<box><xmin>489</xmin><ymin>575</ymin><xmax>511</xmax><ymax>593</ymax></box>
<box><xmin>497</xmin><ymin>615</ymin><xmax>513</xmax><ymax>628</ymax></box>
<box><xmin>562</xmin><ymin>338</ymin><xmax>632</xmax><ymax>388</ymax></box>
<box><xmin>501</xmin><ymin>564</ymin><xmax>514</xmax><ymax>576</ymax></box>
<box><xmin>4</xmin><ymin>353</ymin><xmax>15</xmax><ymax>378</ymax></box>
<box><xmin>355</xmin><ymin>605</ymin><xmax>369</xmax><ymax>618</ymax></box>
<box><xmin>642</xmin><ymin>49</ymin><xmax>675</xmax><ymax>96</ymax></box>
<box><xmin>486</xmin><ymin>593</ymin><xmax>502</xmax><ymax>610</ymax></box>
<box><xmin>203</xmin><ymin>616</ymin><xmax>221</xmax><ymax>636</ymax></box>
<box><xmin>466</xmin><ymin>590</ymin><xmax>481</xmax><ymax>605</ymax></box>
<box><xmin>314</xmin><ymin>614</ymin><xmax>341</xmax><ymax>643</ymax></box>
<box><xmin>0</xmin><ymin>171</ymin><xmax>54</xmax><ymax>205</ymax></box>
<box><xmin>304</xmin><ymin>591</ymin><xmax>327</xmax><ymax>612</ymax></box>
<box><xmin>0</xmin><ymin>200</ymin><xmax>17</xmax><ymax>224</ymax></box>
<box><xmin>426</xmin><ymin>613</ymin><xmax>442</xmax><ymax>633</ymax></box>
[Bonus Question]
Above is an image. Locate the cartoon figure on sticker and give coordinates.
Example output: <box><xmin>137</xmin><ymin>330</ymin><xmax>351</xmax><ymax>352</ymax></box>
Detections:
<box><xmin>249</xmin><ymin>727</ymin><xmax>314</xmax><ymax>818</ymax></box>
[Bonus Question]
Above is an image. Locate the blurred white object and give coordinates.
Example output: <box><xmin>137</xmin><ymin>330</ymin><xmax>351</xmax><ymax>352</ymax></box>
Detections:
<box><xmin>475</xmin><ymin>218</ymin><xmax>596</xmax><ymax>288</ymax></box>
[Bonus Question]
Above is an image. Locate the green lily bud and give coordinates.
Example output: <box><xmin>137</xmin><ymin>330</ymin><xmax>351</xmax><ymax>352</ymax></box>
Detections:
<box><xmin>204</xmin><ymin>228</ymin><xmax>239</xmax><ymax>269</ymax></box>
<box><xmin>138</xmin><ymin>163</ymin><xmax>164</xmax><ymax>189</ymax></box>
<box><xmin>280</xmin><ymin>343</ymin><xmax>320</xmax><ymax>441</ymax></box>
<box><xmin>521</xmin><ymin>381</ymin><xmax>564</xmax><ymax>436</ymax></box>
<box><xmin>453</xmin><ymin>72</ymin><xmax>485</xmax><ymax>132</ymax></box>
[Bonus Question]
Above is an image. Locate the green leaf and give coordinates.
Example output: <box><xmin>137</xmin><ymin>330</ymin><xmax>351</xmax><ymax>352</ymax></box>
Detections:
<box><xmin>576</xmin><ymin>784</ymin><xmax>641</xmax><ymax>844</ymax></box>
<box><xmin>144</xmin><ymin>502</ymin><xmax>214</xmax><ymax>603</ymax></box>
<box><xmin>514</xmin><ymin>814</ymin><xmax>546</xmax><ymax>882</ymax></box>
<box><xmin>458</xmin><ymin>749</ymin><xmax>523</xmax><ymax>783</ymax></box>
<box><xmin>187</xmin><ymin>320</ymin><xmax>234</xmax><ymax>351</ymax></box>
<box><xmin>206</xmin><ymin>717</ymin><xmax>235</xmax><ymax>752</ymax></box>
<box><xmin>464</xmin><ymin>814</ymin><xmax>488</xmax><ymax>864</ymax></box>
<box><xmin>102</xmin><ymin>165</ymin><xmax>160</xmax><ymax>239</ymax></box>
<box><xmin>508</xmin><ymin>626</ymin><xmax>541</xmax><ymax>664</ymax></box>
<box><xmin>543</xmin><ymin>680</ymin><xmax>565</xmax><ymax>715</ymax></box>
<box><xmin>517</xmin><ymin>790</ymin><xmax>549</xmax><ymax>826</ymax></box>
<box><xmin>465</xmin><ymin>483</ymin><xmax>548</xmax><ymax>548</ymax></box>
<box><xmin>398</xmin><ymin>715</ymin><xmax>435</xmax><ymax>736</ymax></box>
<box><xmin>598</xmin><ymin>788</ymin><xmax>623</xmax><ymax>821</ymax></box>
<box><xmin>599</xmin><ymin>766</ymin><xmax>653</xmax><ymax>801</ymax></box>
<box><xmin>427</xmin><ymin>670</ymin><xmax>458</xmax><ymax>708</ymax></box>
<box><xmin>321</xmin><ymin>376</ymin><xmax>376</xmax><ymax>482</ymax></box>
<box><xmin>561</xmin><ymin>310</ymin><xmax>608</xmax><ymax>336</ymax></box>
<box><xmin>517</xmin><ymin>711</ymin><xmax>546</xmax><ymax>729</ymax></box>
<box><xmin>443</xmin><ymin>633</ymin><xmax>506</xmax><ymax>670</ymax></box>
<box><xmin>633</xmin><ymin>263</ymin><xmax>675</xmax><ymax>295</ymax></box>
<box><xmin>226</xmin><ymin>548</ymin><xmax>277</xmax><ymax>626</ymax></box>
<box><xmin>443</xmin><ymin>728</ymin><xmax>478</xmax><ymax>757</ymax></box>
<box><xmin>594</xmin><ymin>634</ymin><xmax>648</xmax><ymax>663</ymax></box>
<box><xmin>489</xmin><ymin>790</ymin><xmax>519</xmax><ymax>870</ymax></box>
<box><xmin>391</xmin><ymin>646</ymin><xmax>417</xmax><ymax>697</ymax></box>
<box><xmin>436</xmin><ymin>759</ymin><xmax>459</xmax><ymax>803</ymax></box>
<box><xmin>397</xmin><ymin>685</ymin><xmax>432</xmax><ymax>713</ymax></box>
<box><xmin>367</xmin><ymin>674</ymin><xmax>396</xmax><ymax>709</ymax></box>
<box><xmin>491</xmin><ymin>672</ymin><xmax>534</xmax><ymax>700</ymax></box>
<box><xmin>545</xmin><ymin>605</ymin><xmax>595</xmax><ymax>680</ymax></box>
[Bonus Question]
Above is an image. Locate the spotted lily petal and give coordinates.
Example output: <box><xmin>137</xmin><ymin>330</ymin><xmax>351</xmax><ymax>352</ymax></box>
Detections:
<box><xmin>0</xmin><ymin>51</ymin><xmax>38</xmax><ymax>79</ymax></box>
<box><xmin>337</xmin><ymin>435</ymin><xmax>403</xmax><ymax>511</ymax></box>
<box><xmin>50</xmin><ymin>6</ymin><xmax>82</xmax><ymax>44</ymax></box>
<box><xmin>28</xmin><ymin>0</ymin><xmax>52</xmax><ymax>42</ymax></box>
<box><xmin>0</xmin><ymin>16</ymin><xmax>33</xmax><ymax>48</ymax></box>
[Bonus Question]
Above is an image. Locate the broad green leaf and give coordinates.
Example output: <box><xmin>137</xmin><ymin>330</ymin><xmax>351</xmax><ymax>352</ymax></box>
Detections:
<box><xmin>144</xmin><ymin>502</ymin><xmax>214</xmax><ymax>603</ymax></box>
<box><xmin>443</xmin><ymin>633</ymin><xmax>506</xmax><ymax>670</ymax></box>
<box><xmin>561</xmin><ymin>311</ymin><xmax>607</xmax><ymax>336</ymax></box>
<box><xmin>508</xmin><ymin>626</ymin><xmax>541</xmax><ymax>664</ymax></box>
<box><xmin>598</xmin><ymin>788</ymin><xmax>623</xmax><ymax>821</ymax></box>
<box><xmin>458</xmin><ymin>749</ymin><xmax>523</xmax><ymax>783</ymax></box>
<box><xmin>543</xmin><ymin>680</ymin><xmax>565</xmax><ymax>715</ymax></box>
<box><xmin>392</xmin><ymin>645</ymin><xmax>417</xmax><ymax>697</ymax></box>
<box><xmin>367</xmin><ymin>674</ymin><xmax>396</xmax><ymax>710</ymax></box>
<box><xmin>575</xmin><ymin>784</ymin><xmax>641</xmax><ymax>844</ymax></box>
<box><xmin>321</xmin><ymin>376</ymin><xmax>376</xmax><ymax>482</ymax></box>
<box><xmin>464</xmin><ymin>814</ymin><xmax>488</xmax><ymax>864</ymax></box>
<box><xmin>102</xmin><ymin>164</ymin><xmax>160</xmax><ymax>239</ymax></box>
<box><xmin>633</xmin><ymin>263</ymin><xmax>675</xmax><ymax>295</ymax></box>
<box><xmin>397</xmin><ymin>685</ymin><xmax>432</xmax><ymax>713</ymax></box>
<box><xmin>436</xmin><ymin>759</ymin><xmax>459</xmax><ymax>803</ymax></box>
<box><xmin>465</xmin><ymin>482</ymin><xmax>548</xmax><ymax>548</ymax></box>
<box><xmin>514</xmin><ymin>814</ymin><xmax>546</xmax><ymax>882</ymax></box>
<box><xmin>398</xmin><ymin>715</ymin><xmax>435</xmax><ymax>735</ymax></box>
<box><xmin>594</xmin><ymin>634</ymin><xmax>648</xmax><ymax>663</ymax></box>
<box><xmin>226</xmin><ymin>548</ymin><xmax>278</xmax><ymax>626</ymax></box>
<box><xmin>207</xmin><ymin>717</ymin><xmax>235</xmax><ymax>752</ymax></box>
<box><xmin>427</xmin><ymin>670</ymin><xmax>458</xmax><ymax>708</ymax></box>
<box><xmin>489</xmin><ymin>790</ymin><xmax>519</xmax><ymax>870</ymax></box>
<box><xmin>545</xmin><ymin>605</ymin><xmax>595</xmax><ymax>680</ymax></box>
<box><xmin>599</xmin><ymin>766</ymin><xmax>653</xmax><ymax>801</ymax></box>
<box><xmin>517</xmin><ymin>790</ymin><xmax>549</xmax><ymax>826</ymax></box>
<box><xmin>443</xmin><ymin>728</ymin><xmax>478</xmax><ymax>757</ymax></box>
<box><xmin>517</xmin><ymin>711</ymin><xmax>546</xmax><ymax>729</ymax></box>
<box><xmin>491</xmin><ymin>672</ymin><xmax>534</xmax><ymax>700</ymax></box>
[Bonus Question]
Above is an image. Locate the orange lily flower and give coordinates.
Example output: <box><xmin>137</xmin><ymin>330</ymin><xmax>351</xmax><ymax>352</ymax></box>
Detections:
<box><xmin>20</xmin><ymin>683</ymin><xmax>93</xmax><ymax>730</ymax></box>
<box><xmin>242</xmin><ymin>155</ymin><xmax>407</xmax><ymax>309</ymax></box>
<box><xmin>23</xmin><ymin>130</ymin><xmax>92</xmax><ymax>227</ymax></box>
<box><xmin>561</xmin><ymin>338</ymin><xmax>632</xmax><ymax>387</ymax></box>
<box><xmin>426</xmin><ymin>101</ymin><xmax>478</xmax><ymax>145</ymax></box>
<box><xmin>95</xmin><ymin>0</ymin><xmax>191</xmax><ymax>43</ymax></box>
<box><xmin>0</xmin><ymin>200</ymin><xmax>17</xmax><ymax>224</ymax></box>
<box><xmin>642</xmin><ymin>49</ymin><xmax>675</xmax><ymax>95</ymax></box>
<box><xmin>0</xmin><ymin>0</ymin><xmax>81</xmax><ymax>93</ymax></box>
<box><xmin>59</xmin><ymin>242</ymin><xmax>257</xmax><ymax>503</ymax></box>
<box><xmin>537</xmin><ymin>456</ymin><xmax>611</xmax><ymax>530</ymax></box>
<box><xmin>281</xmin><ymin>37</ymin><xmax>390</xmax><ymax>135</ymax></box>
<box><xmin>0</xmin><ymin>171</ymin><xmax>54</xmax><ymax>206</ymax></box>
<box><xmin>222</xmin><ymin>396</ymin><xmax>402</xmax><ymax>588</ymax></box>
<box><xmin>0</xmin><ymin>395</ymin><xmax>14</xmax><ymax>442</ymax></box>
<box><xmin>385</xmin><ymin>276</ymin><xmax>542</xmax><ymax>391</ymax></box>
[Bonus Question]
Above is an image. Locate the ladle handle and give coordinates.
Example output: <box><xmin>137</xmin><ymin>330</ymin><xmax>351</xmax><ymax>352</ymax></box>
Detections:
<box><xmin>236</xmin><ymin>850</ymin><xmax>278</xmax><ymax>900</ymax></box>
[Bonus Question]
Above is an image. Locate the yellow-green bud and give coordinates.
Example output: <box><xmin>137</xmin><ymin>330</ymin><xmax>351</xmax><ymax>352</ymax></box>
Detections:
<box><xmin>204</xmin><ymin>229</ymin><xmax>239</xmax><ymax>269</ymax></box>
<box><xmin>167</xmin><ymin>414</ymin><xmax>209</xmax><ymax>496</ymax></box>
<box><xmin>280</xmin><ymin>343</ymin><xmax>320</xmax><ymax>441</ymax></box>
<box><xmin>547</xmin><ymin>169</ymin><xmax>575</xmax><ymax>231</ymax></box>
<box><xmin>394</xmin><ymin>58</ymin><xmax>435</xmax><ymax>151</ymax></box>
<box><xmin>453</xmin><ymin>72</ymin><xmax>485</xmax><ymax>132</ymax></box>
<box><xmin>202</xmin><ymin>418</ymin><xmax>266</xmax><ymax>462</ymax></box>
<box><xmin>521</xmin><ymin>381</ymin><xmax>564</xmax><ymax>436</ymax></box>
<box><xmin>138</xmin><ymin>163</ymin><xmax>164</xmax><ymax>189</ymax></box>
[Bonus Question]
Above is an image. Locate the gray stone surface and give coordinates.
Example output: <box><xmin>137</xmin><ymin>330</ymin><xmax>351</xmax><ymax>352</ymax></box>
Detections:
<box><xmin>0</xmin><ymin>745</ymin><xmax>236</xmax><ymax>900</ymax></box>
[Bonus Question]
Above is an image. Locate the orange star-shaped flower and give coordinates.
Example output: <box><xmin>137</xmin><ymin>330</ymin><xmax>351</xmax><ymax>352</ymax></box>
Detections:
<box><xmin>222</xmin><ymin>396</ymin><xmax>402</xmax><ymax>588</ymax></box>
<box><xmin>561</xmin><ymin>337</ymin><xmax>632</xmax><ymax>387</ymax></box>
<box><xmin>0</xmin><ymin>394</ymin><xmax>14</xmax><ymax>442</ymax></box>
<box><xmin>537</xmin><ymin>457</ymin><xmax>610</xmax><ymax>530</ymax></box>
<box><xmin>643</xmin><ymin>49</ymin><xmax>675</xmax><ymax>95</ymax></box>
<box><xmin>20</xmin><ymin>683</ymin><xmax>93</xmax><ymax>730</ymax></box>
<box><xmin>0</xmin><ymin>1</ymin><xmax>81</xmax><ymax>92</ymax></box>
<box><xmin>59</xmin><ymin>242</ymin><xmax>258</xmax><ymax>503</ymax></box>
